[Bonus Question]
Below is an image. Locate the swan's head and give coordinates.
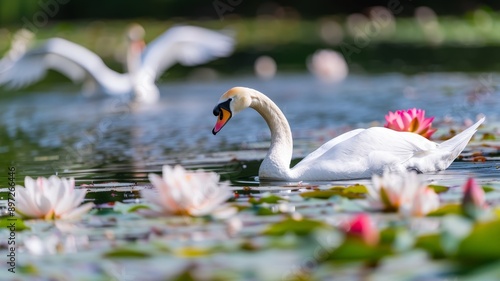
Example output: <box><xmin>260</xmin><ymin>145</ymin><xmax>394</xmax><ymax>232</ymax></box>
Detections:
<box><xmin>126</xmin><ymin>23</ymin><xmax>146</xmax><ymax>56</ymax></box>
<box><xmin>126</xmin><ymin>23</ymin><xmax>145</xmax><ymax>42</ymax></box>
<box><xmin>212</xmin><ymin>87</ymin><xmax>252</xmax><ymax>135</ymax></box>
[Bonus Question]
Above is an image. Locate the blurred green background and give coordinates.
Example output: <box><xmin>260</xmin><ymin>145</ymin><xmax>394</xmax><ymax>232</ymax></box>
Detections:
<box><xmin>1</xmin><ymin>0</ymin><xmax>500</xmax><ymax>79</ymax></box>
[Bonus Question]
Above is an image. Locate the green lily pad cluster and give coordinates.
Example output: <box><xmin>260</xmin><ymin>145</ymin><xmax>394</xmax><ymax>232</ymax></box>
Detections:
<box><xmin>300</xmin><ymin>184</ymin><xmax>368</xmax><ymax>199</ymax></box>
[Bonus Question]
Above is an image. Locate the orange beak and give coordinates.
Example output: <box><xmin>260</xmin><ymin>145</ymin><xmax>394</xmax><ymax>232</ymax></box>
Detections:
<box><xmin>212</xmin><ymin>99</ymin><xmax>232</xmax><ymax>135</ymax></box>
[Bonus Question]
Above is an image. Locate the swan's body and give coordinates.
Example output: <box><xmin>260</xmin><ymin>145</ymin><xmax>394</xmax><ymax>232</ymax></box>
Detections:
<box><xmin>0</xmin><ymin>26</ymin><xmax>235</xmax><ymax>103</ymax></box>
<box><xmin>212</xmin><ymin>87</ymin><xmax>484</xmax><ymax>181</ymax></box>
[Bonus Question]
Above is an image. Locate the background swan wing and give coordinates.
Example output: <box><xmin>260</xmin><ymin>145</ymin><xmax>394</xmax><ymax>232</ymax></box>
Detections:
<box><xmin>0</xmin><ymin>38</ymin><xmax>121</xmax><ymax>90</ymax></box>
<box><xmin>138</xmin><ymin>25</ymin><xmax>235</xmax><ymax>80</ymax></box>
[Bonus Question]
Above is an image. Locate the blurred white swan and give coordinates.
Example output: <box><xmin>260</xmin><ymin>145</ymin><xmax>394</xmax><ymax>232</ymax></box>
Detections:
<box><xmin>0</xmin><ymin>25</ymin><xmax>235</xmax><ymax>103</ymax></box>
<box><xmin>307</xmin><ymin>49</ymin><xmax>348</xmax><ymax>84</ymax></box>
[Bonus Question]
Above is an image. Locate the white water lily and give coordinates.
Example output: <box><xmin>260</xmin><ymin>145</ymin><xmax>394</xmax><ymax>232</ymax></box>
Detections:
<box><xmin>406</xmin><ymin>187</ymin><xmax>440</xmax><ymax>217</ymax></box>
<box><xmin>142</xmin><ymin>165</ymin><xmax>233</xmax><ymax>217</ymax></box>
<box><xmin>367</xmin><ymin>171</ymin><xmax>439</xmax><ymax>216</ymax></box>
<box><xmin>16</xmin><ymin>176</ymin><xmax>94</xmax><ymax>220</ymax></box>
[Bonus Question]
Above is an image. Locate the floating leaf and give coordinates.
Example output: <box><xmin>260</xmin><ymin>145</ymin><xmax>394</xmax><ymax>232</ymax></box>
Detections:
<box><xmin>379</xmin><ymin>228</ymin><xmax>398</xmax><ymax>244</ymax></box>
<box><xmin>103</xmin><ymin>248</ymin><xmax>151</xmax><ymax>259</ymax></box>
<box><xmin>239</xmin><ymin>240</ymin><xmax>260</xmax><ymax>251</ymax></box>
<box><xmin>18</xmin><ymin>264</ymin><xmax>38</xmax><ymax>274</ymax></box>
<box><xmin>256</xmin><ymin>206</ymin><xmax>276</xmax><ymax>216</ymax></box>
<box><xmin>113</xmin><ymin>202</ymin><xmax>152</xmax><ymax>214</ymax></box>
<box><xmin>481</xmin><ymin>133</ymin><xmax>496</xmax><ymax>141</ymax></box>
<box><xmin>415</xmin><ymin>234</ymin><xmax>447</xmax><ymax>259</ymax></box>
<box><xmin>428</xmin><ymin>184</ymin><xmax>450</xmax><ymax>194</ymax></box>
<box><xmin>232</xmin><ymin>204</ymin><xmax>249</xmax><ymax>212</ymax></box>
<box><xmin>300</xmin><ymin>190</ymin><xmax>343</xmax><ymax>199</ymax></box>
<box><xmin>427</xmin><ymin>204</ymin><xmax>462</xmax><ymax>217</ymax></box>
<box><xmin>249</xmin><ymin>194</ymin><xmax>285</xmax><ymax>204</ymax></box>
<box><xmin>456</xmin><ymin>219</ymin><xmax>500</xmax><ymax>263</ymax></box>
<box><xmin>175</xmin><ymin>247</ymin><xmax>213</xmax><ymax>257</ymax></box>
<box><xmin>344</xmin><ymin>184</ymin><xmax>368</xmax><ymax>194</ymax></box>
<box><xmin>328</xmin><ymin>238</ymin><xmax>393</xmax><ymax>261</ymax></box>
<box><xmin>0</xmin><ymin>217</ymin><xmax>29</xmax><ymax>231</ymax></box>
<box><xmin>263</xmin><ymin>218</ymin><xmax>327</xmax><ymax>236</ymax></box>
<box><xmin>300</xmin><ymin>185</ymin><xmax>367</xmax><ymax>200</ymax></box>
<box><xmin>482</xmin><ymin>186</ymin><xmax>494</xmax><ymax>193</ymax></box>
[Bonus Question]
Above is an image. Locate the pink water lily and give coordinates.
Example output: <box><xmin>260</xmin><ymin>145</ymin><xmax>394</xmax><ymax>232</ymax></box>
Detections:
<box><xmin>461</xmin><ymin>177</ymin><xmax>487</xmax><ymax>219</ymax></box>
<box><xmin>385</xmin><ymin>108</ymin><xmax>437</xmax><ymax>139</ymax></box>
<box><xmin>16</xmin><ymin>176</ymin><xmax>94</xmax><ymax>220</ymax></box>
<box><xmin>462</xmin><ymin>177</ymin><xmax>485</xmax><ymax>207</ymax></box>
<box><xmin>343</xmin><ymin>213</ymin><xmax>379</xmax><ymax>246</ymax></box>
<box><xmin>142</xmin><ymin>165</ymin><xmax>233</xmax><ymax>217</ymax></box>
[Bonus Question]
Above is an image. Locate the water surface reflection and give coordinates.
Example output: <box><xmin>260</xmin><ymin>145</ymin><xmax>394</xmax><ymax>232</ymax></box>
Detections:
<box><xmin>0</xmin><ymin>73</ymin><xmax>498</xmax><ymax>187</ymax></box>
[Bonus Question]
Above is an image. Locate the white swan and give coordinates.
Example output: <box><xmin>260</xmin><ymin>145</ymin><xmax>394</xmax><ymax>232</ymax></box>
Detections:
<box><xmin>0</xmin><ymin>25</ymin><xmax>235</xmax><ymax>103</ymax></box>
<box><xmin>211</xmin><ymin>87</ymin><xmax>485</xmax><ymax>181</ymax></box>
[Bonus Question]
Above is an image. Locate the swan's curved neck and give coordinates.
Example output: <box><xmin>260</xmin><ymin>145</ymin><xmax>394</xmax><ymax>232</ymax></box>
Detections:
<box><xmin>126</xmin><ymin>40</ymin><xmax>143</xmax><ymax>75</ymax></box>
<box><xmin>249</xmin><ymin>90</ymin><xmax>294</xmax><ymax>180</ymax></box>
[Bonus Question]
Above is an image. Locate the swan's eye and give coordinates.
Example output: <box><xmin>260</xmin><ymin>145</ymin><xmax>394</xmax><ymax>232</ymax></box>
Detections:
<box><xmin>213</xmin><ymin>106</ymin><xmax>220</xmax><ymax>116</ymax></box>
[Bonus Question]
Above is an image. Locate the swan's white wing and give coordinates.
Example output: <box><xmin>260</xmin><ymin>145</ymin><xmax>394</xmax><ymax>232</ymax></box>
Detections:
<box><xmin>139</xmin><ymin>25</ymin><xmax>235</xmax><ymax>80</ymax></box>
<box><xmin>297</xmin><ymin>128</ymin><xmax>365</xmax><ymax>166</ymax></box>
<box><xmin>0</xmin><ymin>38</ymin><xmax>125</xmax><ymax>92</ymax></box>
<box><xmin>0</xmin><ymin>52</ymin><xmax>87</xmax><ymax>89</ymax></box>
<box><xmin>293</xmin><ymin>127</ymin><xmax>439</xmax><ymax>178</ymax></box>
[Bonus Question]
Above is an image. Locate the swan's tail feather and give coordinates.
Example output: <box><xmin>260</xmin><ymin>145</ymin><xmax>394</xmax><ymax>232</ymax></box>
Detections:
<box><xmin>439</xmin><ymin>116</ymin><xmax>485</xmax><ymax>160</ymax></box>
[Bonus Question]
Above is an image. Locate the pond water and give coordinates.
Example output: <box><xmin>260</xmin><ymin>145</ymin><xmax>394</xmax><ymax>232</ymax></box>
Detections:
<box><xmin>1</xmin><ymin>72</ymin><xmax>500</xmax><ymax>280</ymax></box>
<box><xmin>0</xmin><ymin>72</ymin><xmax>499</xmax><ymax>188</ymax></box>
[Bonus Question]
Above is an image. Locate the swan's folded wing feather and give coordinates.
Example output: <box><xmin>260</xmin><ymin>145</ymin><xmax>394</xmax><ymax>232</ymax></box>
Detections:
<box><xmin>139</xmin><ymin>25</ymin><xmax>235</xmax><ymax>80</ymax></box>
<box><xmin>0</xmin><ymin>38</ymin><xmax>118</xmax><ymax>90</ymax></box>
<box><xmin>296</xmin><ymin>127</ymin><xmax>438</xmax><ymax>172</ymax></box>
<box><xmin>356</xmin><ymin>128</ymin><xmax>437</xmax><ymax>158</ymax></box>
<box><xmin>353</xmin><ymin>128</ymin><xmax>439</xmax><ymax>172</ymax></box>
<box><xmin>297</xmin><ymin>128</ymin><xmax>365</xmax><ymax>166</ymax></box>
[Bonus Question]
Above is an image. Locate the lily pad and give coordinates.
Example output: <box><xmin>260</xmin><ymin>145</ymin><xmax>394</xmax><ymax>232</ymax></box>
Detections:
<box><xmin>175</xmin><ymin>247</ymin><xmax>213</xmax><ymax>257</ymax></box>
<box><xmin>256</xmin><ymin>206</ymin><xmax>276</xmax><ymax>216</ymax></box>
<box><xmin>263</xmin><ymin>218</ymin><xmax>328</xmax><ymax>236</ymax></box>
<box><xmin>456</xmin><ymin>219</ymin><xmax>500</xmax><ymax>263</ymax></box>
<box><xmin>300</xmin><ymin>190</ymin><xmax>343</xmax><ymax>199</ymax></box>
<box><xmin>427</xmin><ymin>204</ymin><xmax>462</xmax><ymax>217</ymax></box>
<box><xmin>482</xmin><ymin>186</ymin><xmax>494</xmax><ymax>193</ymax></box>
<box><xmin>0</xmin><ymin>217</ymin><xmax>29</xmax><ymax>231</ymax></box>
<box><xmin>428</xmin><ymin>185</ymin><xmax>450</xmax><ymax>194</ymax></box>
<box><xmin>481</xmin><ymin>133</ymin><xmax>496</xmax><ymax>141</ymax></box>
<box><xmin>344</xmin><ymin>184</ymin><xmax>368</xmax><ymax>194</ymax></box>
<box><xmin>300</xmin><ymin>185</ymin><xmax>367</xmax><ymax>200</ymax></box>
<box><xmin>249</xmin><ymin>194</ymin><xmax>286</xmax><ymax>204</ymax></box>
<box><xmin>415</xmin><ymin>234</ymin><xmax>447</xmax><ymax>259</ymax></box>
<box><xmin>113</xmin><ymin>201</ymin><xmax>152</xmax><ymax>214</ymax></box>
<box><xmin>328</xmin><ymin>238</ymin><xmax>393</xmax><ymax>262</ymax></box>
<box><xmin>18</xmin><ymin>264</ymin><xmax>38</xmax><ymax>274</ymax></box>
<box><xmin>103</xmin><ymin>247</ymin><xmax>152</xmax><ymax>259</ymax></box>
